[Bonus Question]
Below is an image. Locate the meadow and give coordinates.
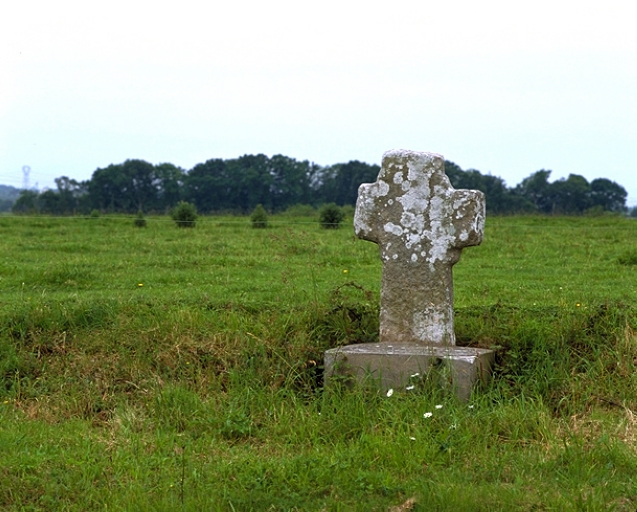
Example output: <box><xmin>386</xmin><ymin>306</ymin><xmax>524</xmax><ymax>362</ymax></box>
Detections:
<box><xmin>1</xmin><ymin>212</ymin><xmax>637</xmax><ymax>510</ymax></box>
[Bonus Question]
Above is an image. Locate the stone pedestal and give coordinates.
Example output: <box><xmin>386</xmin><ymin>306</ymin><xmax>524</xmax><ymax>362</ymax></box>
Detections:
<box><xmin>324</xmin><ymin>342</ymin><xmax>494</xmax><ymax>401</ymax></box>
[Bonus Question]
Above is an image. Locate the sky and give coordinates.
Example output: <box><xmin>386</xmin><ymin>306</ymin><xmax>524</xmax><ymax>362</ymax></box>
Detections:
<box><xmin>1</xmin><ymin>0</ymin><xmax>636</xmax><ymax>206</ymax></box>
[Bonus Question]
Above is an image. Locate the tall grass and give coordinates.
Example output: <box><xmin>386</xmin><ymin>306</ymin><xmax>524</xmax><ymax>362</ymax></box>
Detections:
<box><xmin>1</xmin><ymin>214</ymin><xmax>637</xmax><ymax>510</ymax></box>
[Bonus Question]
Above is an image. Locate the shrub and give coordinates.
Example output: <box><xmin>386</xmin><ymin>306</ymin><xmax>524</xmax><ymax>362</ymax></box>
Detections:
<box><xmin>89</xmin><ymin>209</ymin><xmax>100</xmax><ymax>218</ymax></box>
<box><xmin>250</xmin><ymin>204</ymin><xmax>268</xmax><ymax>229</ymax></box>
<box><xmin>319</xmin><ymin>203</ymin><xmax>345</xmax><ymax>229</ymax></box>
<box><xmin>133</xmin><ymin>211</ymin><xmax>147</xmax><ymax>228</ymax></box>
<box><xmin>171</xmin><ymin>201</ymin><xmax>197</xmax><ymax>228</ymax></box>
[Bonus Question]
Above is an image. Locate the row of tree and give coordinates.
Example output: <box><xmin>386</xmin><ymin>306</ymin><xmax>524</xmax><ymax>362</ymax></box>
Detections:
<box><xmin>443</xmin><ymin>163</ymin><xmax>628</xmax><ymax>214</ymax></box>
<box><xmin>10</xmin><ymin>154</ymin><xmax>629</xmax><ymax>215</ymax></box>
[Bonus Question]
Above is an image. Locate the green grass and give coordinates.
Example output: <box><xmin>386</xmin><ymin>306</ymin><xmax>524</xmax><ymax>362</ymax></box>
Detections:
<box><xmin>1</xmin><ymin>213</ymin><xmax>637</xmax><ymax>510</ymax></box>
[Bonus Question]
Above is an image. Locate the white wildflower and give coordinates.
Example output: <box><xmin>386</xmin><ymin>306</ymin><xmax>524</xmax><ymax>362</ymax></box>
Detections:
<box><xmin>423</xmin><ymin>412</ymin><xmax>433</xmax><ymax>418</ymax></box>
<box><xmin>406</xmin><ymin>385</ymin><xmax>415</xmax><ymax>391</ymax></box>
<box><xmin>386</xmin><ymin>388</ymin><xmax>394</xmax><ymax>397</ymax></box>
<box><xmin>435</xmin><ymin>404</ymin><xmax>443</xmax><ymax>409</ymax></box>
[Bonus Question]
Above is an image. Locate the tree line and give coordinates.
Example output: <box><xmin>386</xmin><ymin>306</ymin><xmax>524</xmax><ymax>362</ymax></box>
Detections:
<box><xmin>10</xmin><ymin>154</ymin><xmax>629</xmax><ymax>215</ymax></box>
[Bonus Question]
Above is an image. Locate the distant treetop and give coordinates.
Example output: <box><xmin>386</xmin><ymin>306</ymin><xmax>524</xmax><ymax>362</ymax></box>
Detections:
<box><xmin>8</xmin><ymin>155</ymin><xmax>629</xmax><ymax>216</ymax></box>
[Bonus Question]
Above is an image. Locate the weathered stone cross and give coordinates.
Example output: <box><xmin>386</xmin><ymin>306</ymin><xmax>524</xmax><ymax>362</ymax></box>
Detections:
<box><xmin>354</xmin><ymin>149</ymin><xmax>485</xmax><ymax>346</ymax></box>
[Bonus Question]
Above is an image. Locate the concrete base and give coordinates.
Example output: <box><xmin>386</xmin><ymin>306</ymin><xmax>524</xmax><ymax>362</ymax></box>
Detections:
<box><xmin>324</xmin><ymin>342</ymin><xmax>494</xmax><ymax>401</ymax></box>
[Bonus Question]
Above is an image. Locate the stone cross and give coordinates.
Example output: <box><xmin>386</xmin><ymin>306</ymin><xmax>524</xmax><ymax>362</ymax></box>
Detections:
<box><xmin>354</xmin><ymin>149</ymin><xmax>485</xmax><ymax>346</ymax></box>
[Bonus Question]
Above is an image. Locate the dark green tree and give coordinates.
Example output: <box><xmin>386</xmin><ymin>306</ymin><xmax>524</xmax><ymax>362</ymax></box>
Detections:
<box><xmin>54</xmin><ymin>176</ymin><xmax>84</xmax><ymax>214</ymax></box>
<box><xmin>122</xmin><ymin>159</ymin><xmax>158</xmax><ymax>212</ymax></box>
<box><xmin>154</xmin><ymin>163</ymin><xmax>185</xmax><ymax>211</ymax></box>
<box><xmin>445</xmin><ymin>161</ymin><xmax>530</xmax><ymax>213</ymax></box>
<box><xmin>88</xmin><ymin>160</ymin><xmax>157</xmax><ymax>213</ymax></box>
<box><xmin>590</xmin><ymin>178</ymin><xmax>627</xmax><ymax>212</ymax></box>
<box><xmin>231</xmin><ymin>154</ymin><xmax>273</xmax><ymax>212</ymax></box>
<box><xmin>183</xmin><ymin>158</ymin><xmax>230</xmax><ymax>213</ymax></box>
<box><xmin>514</xmin><ymin>170</ymin><xmax>553</xmax><ymax>213</ymax></box>
<box><xmin>38</xmin><ymin>190</ymin><xmax>60</xmax><ymax>214</ymax></box>
<box><xmin>550</xmin><ymin>174</ymin><xmax>592</xmax><ymax>214</ymax></box>
<box><xmin>443</xmin><ymin>160</ymin><xmax>465</xmax><ymax>187</ymax></box>
<box><xmin>88</xmin><ymin>163</ymin><xmax>129</xmax><ymax>212</ymax></box>
<box><xmin>315</xmin><ymin>160</ymin><xmax>380</xmax><ymax>206</ymax></box>
<box><xmin>11</xmin><ymin>190</ymin><xmax>40</xmax><ymax>214</ymax></box>
<box><xmin>269</xmin><ymin>155</ymin><xmax>313</xmax><ymax>211</ymax></box>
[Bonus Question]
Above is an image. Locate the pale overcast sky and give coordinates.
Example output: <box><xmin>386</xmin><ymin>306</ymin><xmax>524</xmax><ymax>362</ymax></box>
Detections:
<box><xmin>2</xmin><ymin>0</ymin><xmax>636</xmax><ymax>205</ymax></box>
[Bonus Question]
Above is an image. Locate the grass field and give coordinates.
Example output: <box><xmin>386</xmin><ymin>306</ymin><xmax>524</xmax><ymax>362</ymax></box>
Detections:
<box><xmin>1</xmin><ymin>213</ymin><xmax>637</xmax><ymax>510</ymax></box>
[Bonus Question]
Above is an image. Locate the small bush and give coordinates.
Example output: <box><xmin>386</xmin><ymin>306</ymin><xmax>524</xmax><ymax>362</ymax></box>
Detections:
<box><xmin>133</xmin><ymin>211</ymin><xmax>147</xmax><ymax>228</ymax></box>
<box><xmin>90</xmin><ymin>209</ymin><xmax>100</xmax><ymax>218</ymax></box>
<box><xmin>171</xmin><ymin>201</ymin><xmax>197</xmax><ymax>228</ymax></box>
<box><xmin>250</xmin><ymin>204</ymin><xmax>268</xmax><ymax>229</ymax></box>
<box><xmin>319</xmin><ymin>203</ymin><xmax>345</xmax><ymax>229</ymax></box>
